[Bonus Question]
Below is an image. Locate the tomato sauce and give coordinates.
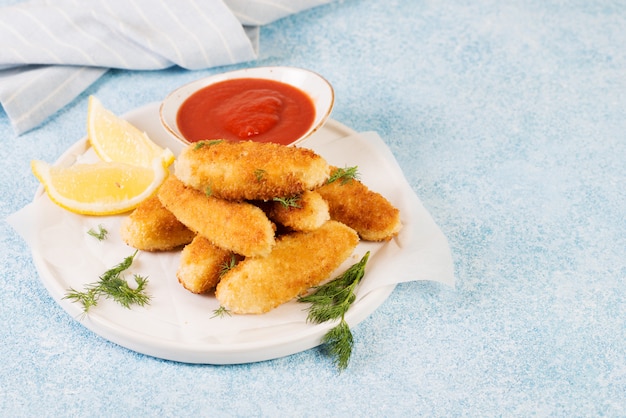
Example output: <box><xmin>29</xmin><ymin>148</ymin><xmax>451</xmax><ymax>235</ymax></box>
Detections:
<box><xmin>176</xmin><ymin>78</ymin><xmax>316</xmax><ymax>145</ymax></box>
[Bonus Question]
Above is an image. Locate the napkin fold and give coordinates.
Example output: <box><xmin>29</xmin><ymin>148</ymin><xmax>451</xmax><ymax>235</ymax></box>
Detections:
<box><xmin>0</xmin><ymin>0</ymin><xmax>332</xmax><ymax>134</ymax></box>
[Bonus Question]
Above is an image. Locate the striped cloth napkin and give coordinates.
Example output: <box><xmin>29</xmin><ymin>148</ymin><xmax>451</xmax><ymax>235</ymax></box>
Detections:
<box><xmin>0</xmin><ymin>0</ymin><xmax>331</xmax><ymax>135</ymax></box>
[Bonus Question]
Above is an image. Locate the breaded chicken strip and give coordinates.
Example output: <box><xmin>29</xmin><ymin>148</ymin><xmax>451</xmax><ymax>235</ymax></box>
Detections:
<box><xmin>158</xmin><ymin>176</ymin><xmax>276</xmax><ymax>257</ymax></box>
<box><xmin>120</xmin><ymin>195</ymin><xmax>195</xmax><ymax>251</ymax></box>
<box><xmin>176</xmin><ymin>235</ymin><xmax>235</xmax><ymax>294</ymax></box>
<box><xmin>215</xmin><ymin>220</ymin><xmax>359</xmax><ymax>314</ymax></box>
<box><xmin>316</xmin><ymin>167</ymin><xmax>402</xmax><ymax>241</ymax></box>
<box><xmin>175</xmin><ymin>140</ymin><xmax>330</xmax><ymax>201</ymax></box>
<box><xmin>262</xmin><ymin>190</ymin><xmax>330</xmax><ymax>232</ymax></box>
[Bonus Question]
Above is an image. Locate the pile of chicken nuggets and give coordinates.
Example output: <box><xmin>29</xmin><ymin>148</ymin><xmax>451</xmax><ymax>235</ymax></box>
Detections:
<box><xmin>120</xmin><ymin>139</ymin><xmax>402</xmax><ymax>314</ymax></box>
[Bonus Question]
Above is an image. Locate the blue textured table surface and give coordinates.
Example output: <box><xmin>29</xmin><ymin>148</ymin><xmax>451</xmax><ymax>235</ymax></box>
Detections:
<box><xmin>2</xmin><ymin>0</ymin><xmax>625</xmax><ymax>416</ymax></box>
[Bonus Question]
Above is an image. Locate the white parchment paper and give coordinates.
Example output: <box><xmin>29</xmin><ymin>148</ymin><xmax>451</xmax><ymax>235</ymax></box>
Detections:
<box><xmin>6</xmin><ymin>107</ymin><xmax>454</xmax><ymax>362</ymax></box>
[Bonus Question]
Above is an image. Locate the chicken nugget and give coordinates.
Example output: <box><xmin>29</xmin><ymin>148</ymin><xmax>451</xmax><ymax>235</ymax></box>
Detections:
<box><xmin>316</xmin><ymin>167</ymin><xmax>402</xmax><ymax>241</ymax></box>
<box><xmin>262</xmin><ymin>190</ymin><xmax>330</xmax><ymax>232</ymax></box>
<box><xmin>175</xmin><ymin>139</ymin><xmax>330</xmax><ymax>201</ymax></box>
<box><xmin>176</xmin><ymin>235</ymin><xmax>235</xmax><ymax>294</ymax></box>
<box><xmin>215</xmin><ymin>220</ymin><xmax>359</xmax><ymax>314</ymax></box>
<box><xmin>158</xmin><ymin>176</ymin><xmax>276</xmax><ymax>257</ymax></box>
<box><xmin>120</xmin><ymin>195</ymin><xmax>195</xmax><ymax>251</ymax></box>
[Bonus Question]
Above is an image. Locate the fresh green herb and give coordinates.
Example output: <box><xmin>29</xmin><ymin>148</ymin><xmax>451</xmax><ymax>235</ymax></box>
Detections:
<box><xmin>298</xmin><ymin>251</ymin><xmax>370</xmax><ymax>371</ymax></box>
<box><xmin>194</xmin><ymin>139</ymin><xmax>223</xmax><ymax>150</ymax></box>
<box><xmin>211</xmin><ymin>306</ymin><xmax>232</xmax><ymax>318</ymax></box>
<box><xmin>254</xmin><ymin>168</ymin><xmax>266</xmax><ymax>182</ymax></box>
<box><xmin>219</xmin><ymin>254</ymin><xmax>238</xmax><ymax>278</ymax></box>
<box><xmin>321</xmin><ymin>320</ymin><xmax>353</xmax><ymax>369</ymax></box>
<box><xmin>64</xmin><ymin>250</ymin><xmax>150</xmax><ymax>314</ymax></box>
<box><xmin>87</xmin><ymin>224</ymin><xmax>108</xmax><ymax>241</ymax></box>
<box><xmin>327</xmin><ymin>166</ymin><xmax>359</xmax><ymax>185</ymax></box>
<box><xmin>205</xmin><ymin>185</ymin><xmax>213</xmax><ymax>197</ymax></box>
<box><xmin>273</xmin><ymin>195</ymin><xmax>301</xmax><ymax>209</ymax></box>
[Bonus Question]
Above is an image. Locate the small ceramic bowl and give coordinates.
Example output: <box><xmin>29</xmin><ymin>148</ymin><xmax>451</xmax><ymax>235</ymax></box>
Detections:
<box><xmin>160</xmin><ymin>66</ymin><xmax>334</xmax><ymax>147</ymax></box>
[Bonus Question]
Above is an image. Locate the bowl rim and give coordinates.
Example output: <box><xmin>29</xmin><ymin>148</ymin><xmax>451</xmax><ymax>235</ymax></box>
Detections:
<box><xmin>159</xmin><ymin>66</ymin><xmax>335</xmax><ymax>147</ymax></box>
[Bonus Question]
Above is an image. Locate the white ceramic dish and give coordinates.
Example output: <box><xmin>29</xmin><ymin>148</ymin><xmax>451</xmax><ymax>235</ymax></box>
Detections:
<box><xmin>160</xmin><ymin>66</ymin><xmax>335</xmax><ymax>147</ymax></box>
<box><xmin>28</xmin><ymin>102</ymin><xmax>408</xmax><ymax>365</ymax></box>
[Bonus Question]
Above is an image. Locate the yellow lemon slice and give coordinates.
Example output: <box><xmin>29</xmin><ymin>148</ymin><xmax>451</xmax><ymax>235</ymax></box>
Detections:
<box><xmin>87</xmin><ymin>96</ymin><xmax>174</xmax><ymax>168</ymax></box>
<box><xmin>31</xmin><ymin>155</ymin><xmax>170</xmax><ymax>216</ymax></box>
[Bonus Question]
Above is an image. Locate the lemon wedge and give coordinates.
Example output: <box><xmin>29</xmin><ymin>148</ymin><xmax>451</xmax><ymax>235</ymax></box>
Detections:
<box><xmin>87</xmin><ymin>96</ymin><xmax>174</xmax><ymax>168</ymax></box>
<box><xmin>32</xmin><ymin>156</ymin><xmax>170</xmax><ymax>216</ymax></box>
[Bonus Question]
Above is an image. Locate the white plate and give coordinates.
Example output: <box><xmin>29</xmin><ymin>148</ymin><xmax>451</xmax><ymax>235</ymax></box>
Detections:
<box><xmin>30</xmin><ymin>102</ymin><xmax>401</xmax><ymax>364</ymax></box>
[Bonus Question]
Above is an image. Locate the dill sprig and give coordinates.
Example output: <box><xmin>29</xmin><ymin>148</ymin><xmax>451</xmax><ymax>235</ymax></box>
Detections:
<box><xmin>321</xmin><ymin>320</ymin><xmax>353</xmax><ymax>368</ymax></box>
<box><xmin>211</xmin><ymin>306</ymin><xmax>232</xmax><ymax>318</ymax></box>
<box><xmin>87</xmin><ymin>224</ymin><xmax>108</xmax><ymax>241</ymax></box>
<box><xmin>219</xmin><ymin>254</ymin><xmax>238</xmax><ymax>278</ymax></box>
<box><xmin>64</xmin><ymin>250</ymin><xmax>151</xmax><ymax>314</ymax></box>
<box><xmin>194</xmin><ymin>139</ymin><xmax>224</xmax><ymax>149</ymax></box>
<box><xmin>254</xmin><ymin>168</ymin><xmax>266</xmax><ymax>182</ymax></box>
<box><xmin>299</xmin><ymin>251</ymin><xmax>370</xmax><ymax>371</ymax></box>
<box><xmin>327</xmin><ymin>166</ymin><xmax>359</xmax><ymax>185</ymax></box>
<box><xmin>273</xmin><ymin>195</ymin><xmax>301</xmax><ymax>209</ymax></box>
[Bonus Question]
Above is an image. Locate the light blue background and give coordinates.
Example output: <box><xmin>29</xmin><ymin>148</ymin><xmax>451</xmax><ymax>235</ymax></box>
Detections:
<box><xmin>1</xmin><ymin>0</ymin><xmax>625</xmax><ymax>416</ymax></box>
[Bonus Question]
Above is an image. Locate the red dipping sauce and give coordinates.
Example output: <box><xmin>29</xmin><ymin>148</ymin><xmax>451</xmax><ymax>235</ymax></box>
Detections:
<box><xmin>176</xmin><ymin>78</ymin><xmax>316</xmax><ymax>145</ymax></box>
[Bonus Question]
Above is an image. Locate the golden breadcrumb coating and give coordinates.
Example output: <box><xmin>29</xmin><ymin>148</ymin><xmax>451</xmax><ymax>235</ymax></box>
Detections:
<box><xmin>157</xmin><ymin>176</ymin><xmax>276</xmax><ymax>257</ymax></box>
<box><xmin>174</xmin><ymin>140</ymin><xmax>330</xmax><ymax>201</ymax></box>
<box><xmin>262</xmin><ymin>190</ymin><xmax>330</xmax><ymax>232</ymax></box>
<box><xmin>120</xmin><ymin>195</ymin><xmax>195</xmax><ymax>251</ymax></box>
<box><xmin>316</xmin><ymin>168</ymin><xmax>402</xmax><ymax>241</ymax></box>
<box><xmin>176</xmin><ymin>235</ymin><xmax>234</xmax><ymax>294</ymax></box>
<box><xmin>215</xmin><ymin>220</ymin><xmax>359</xmax><ymax>314</ymax></box>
